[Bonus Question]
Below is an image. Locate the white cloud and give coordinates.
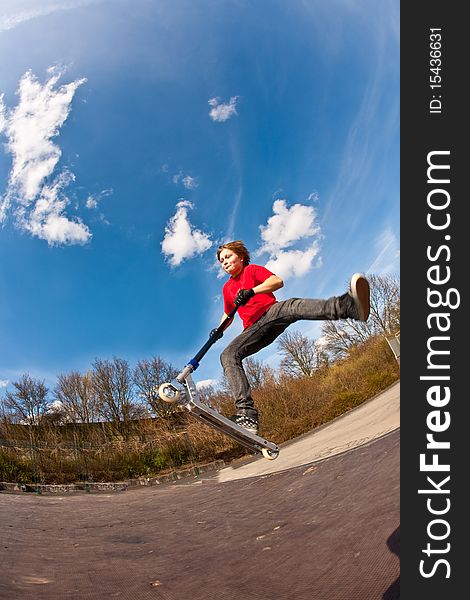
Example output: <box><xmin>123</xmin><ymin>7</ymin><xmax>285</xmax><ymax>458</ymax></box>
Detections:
<box><xmin>0</xmin><ymin>379</ymin><xmax>8</xmax><ymax>388</ymax></box>
<box><xmin>161</xmin><ymin>200</ymin><xmax>212</xmax><ymax>267</ymax></box>
<box><xmin>196</xmin><ymin>379</ymin><xmax>218</xmax><ymax>390</ymax></box>
<box><xmin>0</xmin><ymin>0</ymin><xmax>100</xmax><ymax>32</ymax></box>
<box><xmin>4</xmin><ymin>67</ymin><xmax>86</xmax><ymax>200</ymax></box>
<box><xmin>0</xmin><ymin>67</ymin><xmax>91</xmax><ymax>245</ymax></box>
<box><xmin>16</xmin><ymin>169</ymin><xmax>91</xmax><ymax>245</ymax></box>
<box><xmin>256</xmin><ymin>198</ymin><xmax>323</xmax><ymax>280</ymax></box>
<box><xmin>47</xmin><ymin>399</ymin><xmax>63</xmax><ymax>413</ymax></box>
<box><xmin>258</xmin><ymin>199</ymin><xmax>320</xmax><ymax>255</ymax></box>
<box><xmin>265</xmin><ymin>242</ymin><xmax>321</xmax><ymax>280</ymax></box>
<box><xmin>208</xmin><ymin>96</ymin><xmax>238</xmax><ymax>122</ymax></box>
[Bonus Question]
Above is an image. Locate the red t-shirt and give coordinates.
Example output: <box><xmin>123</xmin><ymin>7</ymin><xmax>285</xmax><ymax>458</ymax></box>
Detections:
<box><xmin>223</xmin><ymin>264</ymin><xmax>277</xmax><ymax>329</ymax></box>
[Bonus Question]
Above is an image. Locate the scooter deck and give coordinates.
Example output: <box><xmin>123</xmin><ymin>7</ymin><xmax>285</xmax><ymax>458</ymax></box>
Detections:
<box><xmin>185</xmin><ymin>395</ymin><xmax>279</xmax><ymax>457</ymax></box>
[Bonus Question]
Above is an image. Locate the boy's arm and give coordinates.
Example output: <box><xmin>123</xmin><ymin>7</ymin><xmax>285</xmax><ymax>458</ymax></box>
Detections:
<box><xmin>234</xmin><ymin>273</ymin><xmax>283</xmax><ymax>307</ymax></box>
<box><xmin>252</xmin><ymin>274</ymin><xmax>283</xmax><ymax>295</ymax></box>
<box><xmin>209</xmin><ymin>313</ymin><xmax>232</xmax><ymax>339</ymax></box>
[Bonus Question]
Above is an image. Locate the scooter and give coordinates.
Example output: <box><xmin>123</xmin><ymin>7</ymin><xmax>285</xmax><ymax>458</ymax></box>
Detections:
<box><xmin>158</xmin><ymin>306</ymin><xmax>280</xmax><ymax>460</ymax></box>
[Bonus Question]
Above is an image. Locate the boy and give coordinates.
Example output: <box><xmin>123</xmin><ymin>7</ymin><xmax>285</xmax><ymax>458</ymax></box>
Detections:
<box><xmin>213</xmin><ymin>240</ymin><xmax>370</xmax><ymax>435</ymax></box>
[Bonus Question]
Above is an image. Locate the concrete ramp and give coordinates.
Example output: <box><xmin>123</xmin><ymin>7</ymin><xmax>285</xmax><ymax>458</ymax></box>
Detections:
<box><xmin>218</xmin><ymin>380</ymin><xmax>400</xmax><ymax>481</ymax></box>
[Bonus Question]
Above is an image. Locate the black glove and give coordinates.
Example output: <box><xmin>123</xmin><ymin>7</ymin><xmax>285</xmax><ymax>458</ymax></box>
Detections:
<box><xmin>234</xmin><ymin>288</ymin><xmax>255</xmax><ymax>307</ymax></box>
<box><xmin>209</xmin><ymin>328</ymin><xmax>223</xmax><ymax>340</ymax></box>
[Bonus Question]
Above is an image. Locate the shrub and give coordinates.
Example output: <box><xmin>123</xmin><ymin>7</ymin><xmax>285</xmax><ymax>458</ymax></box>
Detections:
<box><xmin>0</xmin><ymin>335</ymin><xmax>399</xmax><ymax>484</ymax></box>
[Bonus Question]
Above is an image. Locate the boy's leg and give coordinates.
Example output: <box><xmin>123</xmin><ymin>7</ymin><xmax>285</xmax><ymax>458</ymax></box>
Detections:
<box><xmin>270</xmin><ymin>273</ymin><xmax>370</xmax><ymax>323</ymax></box>
<box><xmin>220</xmin><ymin>316</ymin><xmax>293</xmax><ymax>419</ymax></box>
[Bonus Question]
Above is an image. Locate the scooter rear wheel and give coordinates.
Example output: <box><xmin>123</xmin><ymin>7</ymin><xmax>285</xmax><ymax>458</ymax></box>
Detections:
<box><xmin>158</xmin><ymin>383</ymin><xmax>180</xmax><ymax>403</ymax></box>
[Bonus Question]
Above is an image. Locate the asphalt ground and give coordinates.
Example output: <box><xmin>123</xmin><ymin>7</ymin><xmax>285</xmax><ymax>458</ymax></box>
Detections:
<box><xmin>0</xmin><ymin>427</ymin><xmax>400</xmax><ymax>599</ymax></box>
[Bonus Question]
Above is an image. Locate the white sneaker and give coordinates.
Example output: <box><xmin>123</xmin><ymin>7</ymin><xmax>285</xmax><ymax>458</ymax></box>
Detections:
<box><xmin>349</xmin><ymin>273</ymin><xmax>370</xmax><ymax>321</ymax></box>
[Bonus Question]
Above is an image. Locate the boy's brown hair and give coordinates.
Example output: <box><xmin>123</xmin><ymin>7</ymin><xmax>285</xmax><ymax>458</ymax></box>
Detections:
<box><xmin>217</xmin><ymin>240</ymin><xmax>251</xmax><ymax>267</ymax></box>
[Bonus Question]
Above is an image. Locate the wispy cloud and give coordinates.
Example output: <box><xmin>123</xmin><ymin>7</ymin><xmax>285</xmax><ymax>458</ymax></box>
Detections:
<box><xmin>208</xmin><ymin>96</ymin><xmax>238</xmax><ymax>122</ymax></box>
<box><xmin>256</xmin><ymin>198</ymin><xmax>322</xmax><ymax>280</ymax></box>
<box><xmin>321</xmin><ymin>14</ymin><xmax>399</xmax><ymax>229</ymax></box>
<box><xmin>172</xmin><ymin>171</ymin><xmax>199</xmax><ymax>189</ymax></box>
<box><xmin>161</xmin><ymin>200</ymin><xmax>212</xmax><ymax>267</ymax></box>
<box><xmin>226</xmin><ymin>185</ymin><xmax>243</xmax><ymax>240</ymax></box>
<box><xmin>0</xmin><ymin>67</ymin><xmax>91</xmax><ymax>245</ymax></box>
<box><xmin>182</xmin><ymin>175</ymin><xmax>198</xmax><ymax>189</ymax></box>
<box><xmin>0</xmin><ymin>0</ymin><xmax>100</xmax><ymax>33</ymax></box>
<box><xmin>85</xmin><ymin>188</ymin><xmax>113</xmax><ymax>209</ymax></box>
<box><xmin>0</xmin><ymin>96</ymin><xmax>5</xmax><ymax>132</ymax></box>
<box><xmin>307</xmin><ymin>191</ymin><xmax>319</xmax><ymax>203</ymax></box>
<box><xmin>367</xmin><ymin>227</ymin><xmax>399</xmax><ymax>275</ymax></box>
<box><xmin>85</xmin><ymin>196</ymin><xmax>97</xmax><ymax>209</ymax></box>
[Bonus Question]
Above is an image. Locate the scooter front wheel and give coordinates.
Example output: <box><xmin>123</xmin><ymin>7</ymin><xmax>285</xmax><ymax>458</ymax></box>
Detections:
<box><xmin>158</xmin><ymin>383</ymin><xmax>181</xmax><ymax>403</ymax></box>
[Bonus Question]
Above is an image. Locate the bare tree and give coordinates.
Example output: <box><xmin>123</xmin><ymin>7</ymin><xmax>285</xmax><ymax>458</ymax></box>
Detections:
<box><xmin>320</xmin><ymin>321</ymin><xmax>356</xmax><ymax>361</ymax></box>
<box><xmin>133</xmin><ymin>357</ymin><xmax>179</xmax><ymax>419</ymax></box>
<box><xmin>54</xmin><ymin>371</ymin><xmax>100</xmax><ymax>424</ymax></box>
<box><xmin>244</xmin><ymin>356</ymin><xmax>276</xmax><ymax>389</ymax></box>
<box><xmin>0</xmin><ymin>395</ymin><xmax>13</xmax><ymax>440</ymax></box>
<box><xmin>194</xmin><ymin>382</ymin><xmax>221</xmax><ymax>410</ymax></box>
<box><xmin>277</xmin><ymin>330</ymin><xmax>328</xmax><ymax>378</ymax></box>
<box><xmin>92</xmin><ymin>357</ymin><xmax>137</xmax><ymax>438</ymax></box>
<box><xmin>368</xmin><ymin>274</ymin><xmax>400</xmax><ymax>335</ymax></box>
<box><xmin>3</xmin><ymin>374</ymin><xmax>49</xmax><ymax>425</ymax></box>
<box><xmin>320</xmin><ymin>319</ymin><xmax>372</xmax><ymax>361</ymax></box>
<box><xmin>321</xmin><ymin>273</ymin><xmax>400</xmax><ymax>360</ymax></box>
<box><xmin>2</xmin><ymin>374</ymin><xmax>49</xmax><ymax>447</ymax></box>
<box><xmin>0</xmin><ymin>395</ymin><xmax>8</xmax><ymax>421</ymax></box>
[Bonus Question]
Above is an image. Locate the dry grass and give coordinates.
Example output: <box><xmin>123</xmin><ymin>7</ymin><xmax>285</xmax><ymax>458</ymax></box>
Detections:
<box><xmin>1</xmin><ymin>336</ymin><xmax>399</xmax><ymax>484</ymax></box>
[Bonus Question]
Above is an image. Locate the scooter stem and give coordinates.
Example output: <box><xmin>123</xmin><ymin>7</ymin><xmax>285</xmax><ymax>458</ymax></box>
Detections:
<box><xmin>186</xmin><ymin>305</ymin><xmax>239</xmax><ymax>371</ymax></box>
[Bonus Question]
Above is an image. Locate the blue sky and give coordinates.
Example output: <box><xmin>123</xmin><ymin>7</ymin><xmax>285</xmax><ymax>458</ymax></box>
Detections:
<box><xmin>0</xmin><ymin>0</ymin><xmax>399</xmax><ymax>394</ymax></box>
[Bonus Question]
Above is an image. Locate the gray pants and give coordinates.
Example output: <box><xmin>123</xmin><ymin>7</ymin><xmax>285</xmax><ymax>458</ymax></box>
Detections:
<box><xmin>220</xmin><ymin>296</ymin><xmax>345</xmax><ymax>417</ymax></box>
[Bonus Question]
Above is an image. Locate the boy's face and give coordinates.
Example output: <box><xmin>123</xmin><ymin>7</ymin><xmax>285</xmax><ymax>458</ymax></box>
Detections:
<box><xmin>219</xmin><ymin>248</ymin><xmax>244</xmax><ymax>277</ymax></box>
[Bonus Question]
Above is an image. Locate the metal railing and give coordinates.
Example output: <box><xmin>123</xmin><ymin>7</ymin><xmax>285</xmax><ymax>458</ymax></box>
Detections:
<box><xmin>385</xmin><ymin>331</ymin><xmax>400</xmax><ymax>364</ymax></box>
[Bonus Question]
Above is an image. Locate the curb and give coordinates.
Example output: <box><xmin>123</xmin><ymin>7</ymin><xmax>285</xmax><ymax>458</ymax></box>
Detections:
<box><xmin>0</xmin><ymin>459</ymin><xmax>226</xmax><ymax>495</ymax></box>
